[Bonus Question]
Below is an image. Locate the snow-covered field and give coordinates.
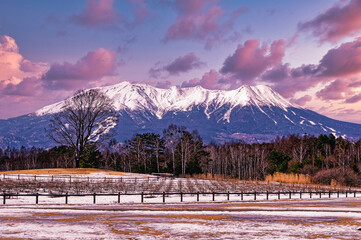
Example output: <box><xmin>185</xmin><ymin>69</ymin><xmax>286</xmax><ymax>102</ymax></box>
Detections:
<box><xmin>1</xmin><ymin>170</ymin><xmax>361</xmax><ymax>239</ymax></box>
<box><xmin>1</xmin><ymin>198</ymin><xmax>361</xmax><ymax>239</ymax></box>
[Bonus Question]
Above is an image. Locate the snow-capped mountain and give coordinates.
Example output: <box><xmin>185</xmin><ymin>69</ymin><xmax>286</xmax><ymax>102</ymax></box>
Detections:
<box><xmin>35</xmin><ymin>81</ymin><xmax>293</xmax><ymax>120</ymax></box>
<box><xmin>1</xmin><ymin>81</ymin><xmax>361</xmax><ymax>148</ymax></box>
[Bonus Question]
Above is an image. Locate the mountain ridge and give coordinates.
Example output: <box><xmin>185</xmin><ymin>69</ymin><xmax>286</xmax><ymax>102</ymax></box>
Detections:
<box><xmin>35</xmin><ymin>81</ymin><xmax>296</xmax><ymax>123</ymax></box>
<box><xmin>1</xmin><ymin>81</ymin><xmax>361</xmax><ymax>148</ymax></box>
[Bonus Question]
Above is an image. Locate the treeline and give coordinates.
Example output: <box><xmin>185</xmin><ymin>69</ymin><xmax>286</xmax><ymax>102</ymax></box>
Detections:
<box><xmin>1</xmin><ymin>125</ymin><xmax>361</xmax><ymax>186</ymax></box>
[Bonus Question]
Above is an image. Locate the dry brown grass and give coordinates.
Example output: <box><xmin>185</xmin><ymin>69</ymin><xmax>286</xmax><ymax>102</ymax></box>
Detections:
<box><xmin>0</xmin><ymin>168</ymin><xmax>133</xmax><ymax>176</ymax></box>
<box><xmin>160</xmin><ymin>214</ymin><xmax>230</xmax><ymax>221</ymax></box>
<box><xmin>57</xmin><ymin>214</ymin><xmax>95</xmax><ymax>222</ymax></box>
<box><xmin>265</xmin><ymin>172</ymin><xmax>312</xmax><ymax>184</ymax></box>
<box><xmin>187</xmin><ymin>173</ymin><xmax>237</xmax><ymax>181</ymax></box>
<box><xmin>111</xmin><ymin>229</ymin><xmax>133</xmax><ymax>235</ymax></box>
<box><xmin>307</xmin><ymin>234</ymin><xmax>332</xmax><ymax>239</ymax></box>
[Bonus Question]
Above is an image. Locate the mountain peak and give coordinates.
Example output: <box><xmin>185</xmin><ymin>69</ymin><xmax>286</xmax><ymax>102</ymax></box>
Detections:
<box><xmin>3</xmin><ymin>81</ymin><xmax>361</xmax><ymax>148</ymax></box>
<box><xmin>35</xmin><ymin>81</ymin><xmax>295</xmax><ymax>118</ymax></box>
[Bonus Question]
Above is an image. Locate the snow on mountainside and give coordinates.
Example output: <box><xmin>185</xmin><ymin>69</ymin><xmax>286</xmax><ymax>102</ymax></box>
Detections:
<box><xmin>36</xmin><ymin>81</ymin><xmax>294</xmax><ymax>121</ymax></box>
<box><xmin>1</xmin><ymin>81</ymin><xmax>361</xmax><ymax>148</ymax></box>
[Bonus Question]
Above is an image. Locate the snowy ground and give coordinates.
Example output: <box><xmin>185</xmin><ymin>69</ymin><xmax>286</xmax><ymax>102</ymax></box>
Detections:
<box><xmin>1</xmin><ymin>171</ymin><xmax>361</xmax><ymax>239</ymax></box>
<box><xmin>1</xmin><ymin>198</ymin><xmax>361</xmax><ymax>239</ymax></box>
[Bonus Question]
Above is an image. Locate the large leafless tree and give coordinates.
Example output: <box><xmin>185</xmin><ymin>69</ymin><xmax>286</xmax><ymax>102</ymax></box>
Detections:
<box><xmin>48</xmin><ymin>89</ymin><xmax>116</xmax><ymax>168</ymax></box>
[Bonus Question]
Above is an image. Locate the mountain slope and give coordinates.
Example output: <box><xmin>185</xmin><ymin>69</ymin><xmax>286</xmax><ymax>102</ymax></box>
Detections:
<box><xmin>1</xmin><ymin>82</ymin><xmax>361</xmax><ymax>148</ymax></box>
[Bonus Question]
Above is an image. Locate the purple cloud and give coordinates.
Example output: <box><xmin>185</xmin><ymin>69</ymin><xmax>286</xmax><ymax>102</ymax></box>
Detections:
<box><xmin>164</xmin><ymin>0</ymin><xmax>247</xmax><ymax>49</ymax></box>
<box><xmin>149</xmin><ymin>52</ymin><xmax>205</xmax><ymax>78</ymax></box>
<box><xmin>293</xmin><ymin>95</ymin><xmax>312</xmax><ymax>106</ymax></box>
<box><xmin>299</xmin><ymin>0</ymin><xmax>361</xmax><ymax>43</ymax></box>
<box><xmin>181</xmin><ymin>69</ymin><xmax>221</xmax><ymax>89</ymax></box>
<box><xmin>220</xmin><ymin>39</ymin><xmax>286</xmax><ymax>82</ymax></box>
<box><xmin>316</xmin><ymin>79</ymin><xmax>352</xmax><ymax>100</ymax></box>
<box><xmin>71</xmin><ymin>0</ymin><xmax>149</xmax><ymax>29</ymax></box>
<box><xmin>346</xmin><ymin>93</ymin><xmax>361</xmax><ymax>103</ymax></box>
<box><xmin>72</xmin><ymin>0</ymin><xmax>120</xmax><ymax>27</ymax></box>
<box><xmin>42</xmin><ymin>48</ymin><xmax>117</xmax><ymax>90</ymax></box>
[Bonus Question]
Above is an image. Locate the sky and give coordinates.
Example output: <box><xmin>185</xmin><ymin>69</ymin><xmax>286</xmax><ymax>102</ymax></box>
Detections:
<box><xmin>1</xmin><ymin>0</ymin><xmax>361</xmax><ymax>123</ymax></box>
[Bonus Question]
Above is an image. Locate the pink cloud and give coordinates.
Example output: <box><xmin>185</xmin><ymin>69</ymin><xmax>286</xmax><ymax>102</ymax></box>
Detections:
<box><xmin>181</xmin><ymin>69</ymin><xmax>221</xmax><ymax>89</ymax></box>
<box><xmin>155</xmin><ymin>80</ymin><xmax>172</xmax><ymax>89</ymax></box>
<box><xmin>316</xmin><ymin>79</ymin><xmax>353</xmax><ymax>100</ymax></box>
<box><xmin>71</xmin><ymin>0</ymin><xmax>150</xmax><ymax>29</ymax></box>
<box><xmin>257</xmin><ymin>38</ymin><xmax>361</xmax><ymax>99</ymax></box>
<box><xmin>3</xmin><ymin>77</ymin><xmax>41</xmax><ymax>97</ymax></box>
<box><xmin>292</xmin><ymin>95</ymin><xmax>312</xmax><ymax>106</ymax></box>
<box><xmin>346</xmin><ymin>93</ymin><xmax>361</xmax><ymax>103</ymax></box>
<box><xmin>42</xmin><ymin>48</ymin><xmax>117</xmax><ymax>90</ymax></box>
<box><xmin>220</xmin><ymin>39</ymin><xmax>286</xmax><ymax>82</ymax></box>
<box><xmin>20</xmin><ymin>60</ymin><xmax>47</xmax><ymax>73</ymax></box>
<box><xmin>318</xmin><ymin>37</ymin><xmax>361</xmax><ymax>77</ymax></box>
<box><xmin>287</xmin><ymin>34</ymin><xmax>299</xmax><ymax>47</ymax></box>
<box><xmin>299</xmin><ymin>0</ymin><xmax>361</xmax><ymax>43</ymax></box>
<box><xmin>149</xmin><ymin>52</ymin><xmax>205</xmax><ymax>78</ymax></box>
<box><xmin>164</xmin><ymin>0</ymin><xmax>247</xmax><ymax>49</ymax></box>
<box><xmin>72</xmin><ymin>0</ymin><xmax>119</xmax><ymax>26</ymax></box>
<box><xmin>0</xmin><ymin>35</ymin><xmax>19</xmax><ymax>52</ymax></box>
<box><xmin>0</xmin><ymin>35</ymin><xmax>47</xmax><ymax>93</ymax></box>
<box><xmin>128</xmin><ymin>0</ymin><xmax>150</xmax><ymax>27</ymax></box>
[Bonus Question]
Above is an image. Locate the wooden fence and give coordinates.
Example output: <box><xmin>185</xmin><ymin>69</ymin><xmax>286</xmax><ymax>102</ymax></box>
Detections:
<box><xmin>2</xmin><ymin>190</ymin><xmax>360</xmax><ymax>205</ymax></box>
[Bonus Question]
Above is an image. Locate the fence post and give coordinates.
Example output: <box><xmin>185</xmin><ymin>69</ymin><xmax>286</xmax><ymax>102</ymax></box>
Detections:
<box><xmin>118</xmin><ymin>192</ymin><xmax>120</xmax><ymax>203</ymax></box>
<box><xmin>180</xmin><ymin>192</ymin><xmax>183</xmax><ymax>202</ymax></box>
<box><xmin>51</xmin><ymin>175</ymin><xmax>53</xmax><ymax>182</ymax></box>
<box><xmin>93</xmin><ymin>193</ymin><xmax>96</xmax><ymax>204</ymax></box>
<box><xmin>310</xmin><ymin>192</ymin><xmax>312</xmax><ymax>199</ymax></box>
<box><xmin>278</xmin><ymin>191</ymin><xmax>280</xmax><ymax>200</ymax></box>
<box><xmin>212</xmin><ymin>192</ymin><xmax>215</xmax><ymax>201</ymax></box>
<box><xmin>197</xmin><ymin>192</ymin><xmax>199</xmax><ymax>202</ymax></box>
<box><xmin>300</xmin><ymin>192</ymin><xmax>302</xmax><ymax>199</ymax></box>
<box><xmin>329</xmin><ymin>191</ymin><xmax>331</xmax><ymax>198</ymax></box>
<box><xmin>254</xmin><ymin>191</ymin><xmax>256</xmax><ymax>200</ymax></box>
<box><xmin>65</xmin><ymin>192</ymin><xmax>68</xmax><ymax>204</ymax></box>
<box><xmin>319</xmin><ymin>192</ymin><xmax>322</xmax><ymax>198</ymax></box>
<box><xmin>3</xmin><ymin>192</ymin><xmax>5</xmax><ymax>204</ymax></box>
<box><xmin>337</xmin><ymin>191</ymin><xmax>339</xmax><ymax>198</ymax></box>
<box><xmin>289</xmin><ymin>192</ymin><xmax>291</xmax><ymax>199</ymax></box>
<box><xmin>18</xmin><ymin>174</ymin><xmax>20</xmax><ymax>180</ymax></box>
<box><xmin>227</xmin><ymin>191</ymin><xmax>230</xmax><ymax>201</ymax></box>
<box><xmin>241</xmin><ymin>191</ymin><xmax>243</xmax><ymax>201</ymax></box>
<box><xmin>354</xmin><ymin>191</ymin><xmax>356</xmax><ymax>198</ymax></box>
<box><xmin>34</xmin><ymin>175</ymin><xmax>36</xmax><ymax>181</ymax></box>
<box><xmin>36</xmin><ymin>193</ymin><xmax>39</xmax><ymax>204</ymax></box>
<box><xmin>163</xmin><ymin>192</ymin><xmax>165</xmax><ymax>203</ymax></box>
<box><xmin>141</xmin><ymin>192</ymin><xmax>144</xmax><ymax>203</ymax></box>
<box><xmin>346</xmin><ymin>191</ymin><xmax>348</xmax><ymax>198</ymax></box>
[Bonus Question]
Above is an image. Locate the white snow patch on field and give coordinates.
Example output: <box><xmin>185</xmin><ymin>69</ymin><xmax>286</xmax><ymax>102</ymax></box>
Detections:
<box><xmin>1</xmin><ymin>198</ymin><xmax>361</xmax><ymax>239</ymax></box>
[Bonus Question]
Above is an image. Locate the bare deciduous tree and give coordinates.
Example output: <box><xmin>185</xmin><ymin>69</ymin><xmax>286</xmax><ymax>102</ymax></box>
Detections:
<box><xmin>47</xmin><ymin>89</ymin><xmax>116</xmax><ymax>168</ymax></box>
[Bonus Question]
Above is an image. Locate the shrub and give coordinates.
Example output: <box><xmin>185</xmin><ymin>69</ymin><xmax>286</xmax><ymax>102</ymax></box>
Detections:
<box><xmin>265</xmin><ymin>172</ymin><xmax>311</xmax><ymax>184</ymax></box>
<box><xmin>312</xmin><ymin>168</ymin><xmax>359</xmax><ymax>186</ymax></box>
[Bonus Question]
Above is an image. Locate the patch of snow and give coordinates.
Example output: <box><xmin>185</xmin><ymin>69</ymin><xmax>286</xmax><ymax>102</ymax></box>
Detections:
<box><xmin>308</xmin><ymin>120</ymin><xmax>316</xmax><ymax>125</ymax></box>
<box><xmin>284</xmin><ymin>114</ymin><xmax>295</xmax><ymax>124</ymax></box>
<box><xmin>326</xmin><ymin>126</ymin><xmax>336</xmax><ymax>132</ymax></box>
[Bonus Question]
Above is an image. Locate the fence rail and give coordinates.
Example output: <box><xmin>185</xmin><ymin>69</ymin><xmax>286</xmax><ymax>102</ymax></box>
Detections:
<box><xmin>2</xmin><ymin>190</ymin><xmax>360</xmax><ymax>205</ymax></box>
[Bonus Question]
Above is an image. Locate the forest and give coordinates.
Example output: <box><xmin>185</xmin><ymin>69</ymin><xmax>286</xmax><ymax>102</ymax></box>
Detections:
<box><xmin>1</xmin><ymin>124</ymin><xmax>361</xmax><ymax>186</ymax></box>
